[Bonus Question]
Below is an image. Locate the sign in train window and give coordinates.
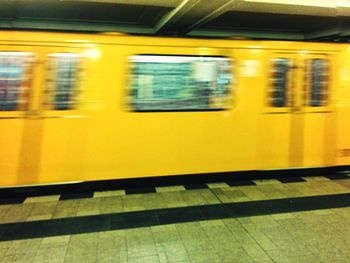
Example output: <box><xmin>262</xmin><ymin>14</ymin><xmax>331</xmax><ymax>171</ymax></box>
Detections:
<box><xmin>0</xmin><ymin>52</ymin><xmax>34</xmax><ymax>111</ymax></box>
<box><xmin>44</xmin><ymin>53</ymin><xmax>82</xmax><ymax>110</ymax></box>
<box><xmin>128</xmin><ymin>55</ymin><xmax>232</xmax><ymax>111</ymax></box>
<box><xmin>269</xmin><ymin>58</ymin><xmax>291</xmax><ymax>107</ymax></box>
<box><xmin>305</xmin><ymin>59</ymin><xmax>328</xmax><ymax>107</ymax></box>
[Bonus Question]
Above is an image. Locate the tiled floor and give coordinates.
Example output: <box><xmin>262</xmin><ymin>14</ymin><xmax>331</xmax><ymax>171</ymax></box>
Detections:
<box><xmin>0</xmin><ymin>174</ymin><xmax>349</xmax><ymax>262</ymax></box>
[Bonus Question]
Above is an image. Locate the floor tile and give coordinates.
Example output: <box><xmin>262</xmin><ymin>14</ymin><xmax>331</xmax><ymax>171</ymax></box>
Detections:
<box><xmin>206</xmin><ymin>182</ymin><xmax>230</xmax><ymax>188</ymax></box>
<box><xmin>100</xmin><ymin>196</ymin><xmax>124</xmax><ymax>214</ymax></box>
<box><xmin>302</xmin><ymin>176</ymin><xmax>330</xmax><ymax>182</ymax></box>
<box><xmin>156</xmin><ymin>241</ymin><xmax>190</xmax><ymax>263</ymax></box>
<box><xmin>26</xmin><ymin>201</ymin><xmax>57</xmax><ymax>221</ymax></box>
<box><xmin>141</xmin><ymin>193</ymin><xmax>166</xmax><ymax>210</ymax></box>
<box><xmin>34</xmin><ymin>243</ymin><xmax>67</xmax><ymax>263</ymax></box>
<box><xmin>93</xmin><ymin>190</ymin><xmax>125</xmax><ymax>198</ymax></box>
<box><xmin>122</xmin><ymin>195</ymin><xmax>146</xmax><ymax>211</ymax></box>
<box><xmin>220</xmin><ymin>188</ymin><xmax>250</xmax><ymax>202</ymax></box>
<box><xmin>0</xmin><ymin>203</ymin><xmax>34</xmax><ymax>223</ymax></box>
<box><xmin>188</xmin><ymin>252</ymin><xmax>221</xmax><ymax>263</ymax></box>
<box><xmin>181</xmin><ymin>191</ymin><xmax>208</xmax><ymax>206</ymax></box>
<box><xmin>128</xmin><ymin>255</ymin><xmax>159</xmax><ymax>263</ymax></box>
<box><xmin>52</xmin><ymin>199</ymin><xmax>80</xmax><ymax>219</ymax></box>
<box><xmin>40</xmin><ymin>235</ymin><xmax>71</xmax><ymax>247</ymax></box>
<box><xmin>76</xmin><ymin>198</ymin><xmax>101</xmax><ymax>216</ymax></box>
<box><xmin>97</xmin><ymin>248</ymin><xmax>127</xmax><ymax>263</ymax></box>
<box><xmin>64</xmin><ymin>247</ymin><xmax>97</xmax><ymax>263</ymax></box>
<box><xmin>253</xmin><ymin>179</ymin><xmax>281</xmax><ymax>185</ymax></box>
<box><xmin>24</xmin><ymin>195</ymin><xmax>60</xmax><ymax>204</ymax></box>
<box><xmin>227</xmin><ymin>180</ymin><xmax>256</xmax><ymax>187</ymax></box>
<box><xmin>156</xmin><ymin>185</ymin><xmax>186</xmax><ymax>192</ymax></box>
<box><xmin>153</xmin><ymin>232</ymin><xmax>182</xmax><ymax>244</ymax></box>
<box><xmin>238</xmin><ymin>186</ymin><xmax>268</xmax><ymax>201</ymax></box>
<box><xmin>2</xmin><ymin>252</ymin><xmax>37</xmax><ymax>263</ymax></box>
<box><xmin>6</xmin><ymin>238</ymin><xmax>42</xmax><ymax>255</ymax></box>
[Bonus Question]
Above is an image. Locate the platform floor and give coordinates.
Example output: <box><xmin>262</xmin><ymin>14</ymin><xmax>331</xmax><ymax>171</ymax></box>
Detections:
<box><xmin>0</xmin><ymin>174</ymin><xmax>349</xmax><ymax>262</ymax></box>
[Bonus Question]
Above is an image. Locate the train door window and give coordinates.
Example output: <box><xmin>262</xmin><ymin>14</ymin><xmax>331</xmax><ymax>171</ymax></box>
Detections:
<box><xmin>128</xmin><ymin>55</ymin><xmax>232</xmax><ymax>111</ymax></box>
<box><xmin>0</xmin><ymin>52</ymin><xmax>34</xmax><ymax>111</ymax></box>
<box><xmin>305</xmin><ymin>59</ymin><xmax>328</xmax><ymax>107</ymax></box>
<box><xmin>269</xmin><ymin>58</ymin><xmax>291</xmax><ymax>107</ymax></box>
<box><xmin>44</xmin><ymin>53</ymin><xmax>82</xmax><ymax>110</ymax></box>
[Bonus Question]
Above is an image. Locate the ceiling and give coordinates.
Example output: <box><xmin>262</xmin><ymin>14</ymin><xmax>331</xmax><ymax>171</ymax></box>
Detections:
<box><xmin>1</xmin><ymin>0</ymin><xmax>350</xmax><ymax>41</ymax></box>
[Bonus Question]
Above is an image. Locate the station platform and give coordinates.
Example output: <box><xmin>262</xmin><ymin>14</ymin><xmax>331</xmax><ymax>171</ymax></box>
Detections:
<box><xmin>0</xmin><ymin>172</ymin><xmax>349</xmax><ymax>263</ymax></box>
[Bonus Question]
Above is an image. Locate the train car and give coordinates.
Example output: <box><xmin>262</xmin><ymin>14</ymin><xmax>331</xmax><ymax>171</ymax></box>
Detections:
<box><xmin>1</xmin><ymin>31</ymin><xmax>350</xmax><ymax>187</ymax></box>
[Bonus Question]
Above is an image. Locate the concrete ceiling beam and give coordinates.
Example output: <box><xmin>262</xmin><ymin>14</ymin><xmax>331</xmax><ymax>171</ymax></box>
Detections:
<box><xmin>155</xmin><ymin>0</ymin><xmax>239</xmax><ymax>34</ymax></box>
<box><xmin>230</xmin><ymin>0</ymin><xmax>336</xmax><ymax>16</ymax></box>
<box><xmin>188</xmin><ymin>28</ymin><xmax>305</xmax><ymax>39</ymax></box>
<box><xmin>304</xmin><ymin>28</ymin><xmax>341</xmax><ymax>39</ymax></box>
<box><xmin>59</xmin><ymin>0</ymin><xmax>181</xmax><ymax>7</ymax></box>
<box><xmin>0</xmin><ymin>19</ymin><xmax>155</xmax><ymax>33</ymax></box>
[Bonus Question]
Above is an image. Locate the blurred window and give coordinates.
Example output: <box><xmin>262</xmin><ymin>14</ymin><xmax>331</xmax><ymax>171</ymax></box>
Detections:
<box><xmin>0</xmin><ymin>52</ymin><xmax>34</xmax><ymax>111</ymax></box>
<box><xmin>269</xmin><ymin>58</ymin><xmax>290</xmax><ymax>107</ymax></box>
<box><xmin>44</xmin><ymin>53</ymin><xmax>82</xmax><ymax>110</ymax></box>
<box><xmin>305</xmin><ymin>59</ymin><xmax>328</xmax><ymax>107</ymax></box>
<box><xmin>128</xmin><ymin>55</ymin><xmax>232</xmax><ymax>111</ymax></box>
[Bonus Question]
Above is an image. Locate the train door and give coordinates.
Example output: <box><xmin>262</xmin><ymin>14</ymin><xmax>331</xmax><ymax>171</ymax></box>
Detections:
<box><xmin>296</xmin><ymin>54</ymin><xmax>335</xmax><ymax>167</ymax></box>
<box><xmin>0</xmin><ymin>45</ymin><xmax>87</xmax><ymax>186</ymax></box>
<box><xmin>261</xmin><ymin>53</ymin><xmax>297</xmax><ymax>169</ymax></box>
<box><xmin>30</xmin><ymin>47</ymin><xmax>87</xmax><ymax>185</ymax></box>
<box><xmin>0</xmin><ymin>47</ymin><xmax>39</xmax><ymax>186</ymax></box>
<box><xmin>264</xmin><ymin>52</ymin><xmax>334</xmax><ymax>169</ymax></box>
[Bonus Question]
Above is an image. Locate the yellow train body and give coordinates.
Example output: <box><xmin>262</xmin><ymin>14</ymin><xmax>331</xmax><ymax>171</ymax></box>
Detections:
<box><xmin>1</xmin><ymin>31</ymin><xmax>350</xmax><ymax>187</ymax></box>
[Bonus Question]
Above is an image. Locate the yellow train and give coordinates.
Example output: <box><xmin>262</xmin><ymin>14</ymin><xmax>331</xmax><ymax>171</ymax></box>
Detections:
<box><xmin>1</xmin><ymin>31</ymin><xmax>350</xmax><ymax>187</ymax></box>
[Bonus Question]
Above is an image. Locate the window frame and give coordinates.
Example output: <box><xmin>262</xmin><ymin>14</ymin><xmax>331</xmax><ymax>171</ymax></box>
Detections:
<box><xmin>126</xmin><ymin>54</ymin><xmax>233</xmax><ymax>112</ymax></box>
<box><xmin>43</xmin><ymin>52</ymin><xmax>83</xmax><ymax>111</ymax></box>
<box><xmin>0</xmin><ymin>51</ymin><xmax>35</xmax><ymax>113</ymax></box>
<box><xmin>268</xmin><ymin>57</ymin><xmax>292</xmax><ymax>108</ymax></box>
<box><xmin>304</xmin><ymin>58</ymin><xmax>329</xmax><ymax>107</ymax></box>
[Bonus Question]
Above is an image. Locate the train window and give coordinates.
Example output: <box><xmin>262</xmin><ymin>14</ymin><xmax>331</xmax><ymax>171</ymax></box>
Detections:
<box><xmin>44</xmin><ymin>53</ymin><xmax>82</xmax><ymax>110</ymax></box>
<box><xmin>0</xmin><ymin>52</ymin><xmax>34</xmax><ymax>111</ymax></box>
<box><xmin>305</xmin><ymin>59</ymin><xmax>328</xmax><ymax>107</ymax></box>
<box><xmin>128</xmin><ymin>55</ymin><xmax>232</xmax><ymax>111</ymax></box>
<box><xmin>269</xmin><ymin>58</ymin><xmax>291</xmax><ymax>107</ymax></box>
